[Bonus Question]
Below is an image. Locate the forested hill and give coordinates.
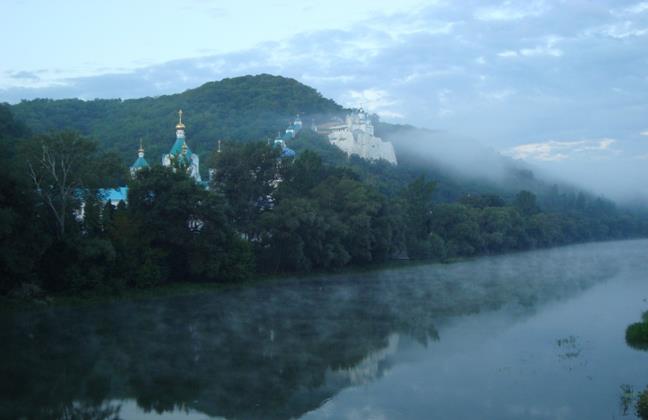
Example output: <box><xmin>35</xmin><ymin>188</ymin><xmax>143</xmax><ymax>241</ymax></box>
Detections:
<box><xmin>8</xmin><ymin>74</ymin><xmax>626</xmax><ymax>207</ymax></box>
<box><xmin>7</xmin><ymin>74</ymin><xmax>541</xmax><ymax>199</ymax></box>
<box><xmin>2</xmin><ymin>79</ymin><xmax>648</xmax><ymax>297</ymax></box>
<box><xmin>10</xmin><ymin>74</ymin><xmax>344</xmax><ymax>162</ymax></box>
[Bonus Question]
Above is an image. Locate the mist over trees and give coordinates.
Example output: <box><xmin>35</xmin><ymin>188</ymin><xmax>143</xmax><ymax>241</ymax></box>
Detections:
<box><xmin>1</xmin><ymin>75</ymin><xmax>647</xmax><ymax>297</ymax></box>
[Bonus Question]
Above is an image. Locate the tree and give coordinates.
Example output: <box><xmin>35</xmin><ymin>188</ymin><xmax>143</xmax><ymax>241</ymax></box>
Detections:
<box><xmin>209</xmin><ymin>142</ymin><xmax>281</xmax><ymax>238</ymax></box>
<box><xmin>478</xmin><ymin>207</ymin><xmax>527</xmax><ymax>253</ymax></box>
<box><xmin>460</xmin><ymin>194</ymin><xmax>505</xmax><ymax>209</ymax></box>
<box><xmin>0</xmin><ymin>103</ymin><xmax>30</xmax><ymax>139</ymax></box>
<box><xmin>276</xmin><ymin>150</ymin><xmax>325</xmax><ymax>198</ymax></box>
<box><xmin>20</xmin><ymin>132</ymin><xmax>123</xmax><ymax>239</ymax></box>
<box><xmin>129</xmin><ymin>166</ymin><xmax>252</xmax><ymax>282</ymax></box>
<box><xmin>103</xmin><ymin>202</ymin><xmax>163</xmax><ymax>288</ymax></box>
<box><xmin>638</xmin><ymin>389</ymin><xmax>648</xmax><ymax>420</ymax></box>
<box><xmin>429</xmin><ymin>204</ymin><xmax>483</xmax><ymax>257</ymax></box>
<box><xmin>0</xmin><ymin>157</ymin><xmax>46</xmax><ymax>293</ymax></box>
<box><xmin>513</xmin><ymin>190</ymin><xmax>540</xmax><ymax>217</ymax></box>
<box><xmin>400</xmin><ymin>176</ymin><xmax>437</xmax><ymax>258</ymax></box>
<box><xmin>258</xmin><ymin>198</ymin><xmax>329</xmax><ymax>272</ymax></box>
<box><xmin>22</xmin><ymin>132</ymin><xmax>95</xmax><ymax>238</ymax></box>
<box><xmin>313</xmin><ymin>175</ymin><xmax>382</xmax><ymax>263</ymax></box>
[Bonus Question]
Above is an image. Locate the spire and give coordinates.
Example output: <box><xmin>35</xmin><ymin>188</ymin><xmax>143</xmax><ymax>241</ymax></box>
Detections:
<box><xmin>217</xmin><ymin>140</ymin><xmax>222</xmax><ymax>153</ymax></box>
<box><xmin>176</xmin><ymin>109</ymin><xmax>185</xmax><ymax>130</ymax></box>
<box><xmin>130</xmin><ymin>138</ymin><xmax>150</xmax><ymax>177</ymax></box>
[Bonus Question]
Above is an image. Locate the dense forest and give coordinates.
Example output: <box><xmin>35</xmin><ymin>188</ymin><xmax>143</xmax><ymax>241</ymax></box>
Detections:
<box><xmin>2</xmin><ymin>75</ymin><xmax>648</xmax><ymax>298</ymax></box>
<box><xmin>11</xmin><ymin>74</ymin><xmax>343</xmax><ymax>163</ymax></box>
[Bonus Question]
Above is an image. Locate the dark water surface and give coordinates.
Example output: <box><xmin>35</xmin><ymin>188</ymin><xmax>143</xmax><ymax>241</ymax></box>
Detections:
<box><xmin>2</xmin><ymin>240</ymin><xmax>648</xmax><ymax>419</ymax></box>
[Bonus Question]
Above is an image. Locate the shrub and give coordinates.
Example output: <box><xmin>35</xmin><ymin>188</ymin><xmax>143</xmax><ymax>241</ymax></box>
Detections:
<box><xmin>626</xmin><ymin>322</ymin><xmax>648</xmax><ymax>350</ymax></box>
<box><xmin>8</xmin><ymin>283</ymin><xmax>45</xmax><ymax>301</ymax></box>
<box><xmin>637</xmin><ymin>389</ymin><xmax>648</xmax><ymax>419</ymax></box>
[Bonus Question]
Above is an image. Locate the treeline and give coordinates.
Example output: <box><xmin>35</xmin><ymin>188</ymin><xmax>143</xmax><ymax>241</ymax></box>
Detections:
<box><xmin>216</xmin><ymin>145</ymin><xmax>646</xmax><ymax>270</ymax></box>
<box><xmin>2</xmin><ymin>116</ymin><xmax>647</xmax><ymax>297</ymax></box>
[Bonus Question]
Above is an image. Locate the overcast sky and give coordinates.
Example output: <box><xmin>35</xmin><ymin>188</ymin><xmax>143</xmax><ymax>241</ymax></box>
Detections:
<box><xmin>2</xmin><ymin>0</ymin><xmax>648</xmax><ymax>200</ymax></box>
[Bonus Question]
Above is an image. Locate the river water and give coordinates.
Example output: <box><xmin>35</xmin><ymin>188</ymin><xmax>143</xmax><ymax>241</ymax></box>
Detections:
<box><xmin>2</xmin><ymin>240</ymin><xmax>648</xmax><ymax>419</ymax></box>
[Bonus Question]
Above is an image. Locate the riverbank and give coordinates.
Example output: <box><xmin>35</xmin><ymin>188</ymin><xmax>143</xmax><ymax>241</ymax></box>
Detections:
<box><xmin>3</xmin><ymin>237</ymin><xmax>646</xmax><ymax>312</ymax></box>
<box><xmin>0</xmin><ymin>255</ymin><xmax>456</xmax><ymax>312</ymax></box>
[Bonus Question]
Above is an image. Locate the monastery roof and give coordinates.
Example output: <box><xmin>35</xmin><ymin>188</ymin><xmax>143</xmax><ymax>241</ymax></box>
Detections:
<box><xmin>282</xmin><ymin>146</ymin><xmax>296</xmax><ymax>158</ymax></box>
<box><xmin>98</xmin><ymin>187</ymin><xmax>128</xmax><ymax>203</ymax></box>
<box><xmin>131</xmin><ymin>156</ymin><xmax>149</xmax><ymax>170</ymax></box>
<box><xmin>169</xmin><ymin>136</ymin><xmax>193</xmax><ymax>159</ymax></box>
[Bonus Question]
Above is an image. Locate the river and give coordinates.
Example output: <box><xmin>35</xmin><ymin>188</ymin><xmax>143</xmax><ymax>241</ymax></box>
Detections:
<box><xmin>2</xmin><ymin>239</ymin><xmax>648</xmax><ymax>419</ymax></box>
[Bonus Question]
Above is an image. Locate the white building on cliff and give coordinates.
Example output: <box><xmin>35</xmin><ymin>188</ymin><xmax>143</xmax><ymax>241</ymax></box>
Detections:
<box><xmin>323</xmin><ymin>110</ymin><xmax>397</xmax><ymax>165</ymax></box>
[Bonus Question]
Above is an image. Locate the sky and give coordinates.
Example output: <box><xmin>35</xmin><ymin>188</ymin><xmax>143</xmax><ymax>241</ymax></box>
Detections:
<box><xmin>2</xmin><ymin>0</ymin><xmax>648</xmax><ymax>200</ymax></box>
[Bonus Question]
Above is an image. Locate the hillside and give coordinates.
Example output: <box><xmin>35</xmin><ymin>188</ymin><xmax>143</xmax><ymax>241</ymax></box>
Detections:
<box><xmin>2</xmin><ymin>75</ymin><xmax>647</xmax><ymax>297</ymax></box>
<box><xmin>7</xmin><ymin>74</ymin><xmax>622</xmax><ymax>209</ymax></box>
<box><xmin>11</xmin><ymin>74</ymin><xmax>344</xmax><ymax>163</ymax></box>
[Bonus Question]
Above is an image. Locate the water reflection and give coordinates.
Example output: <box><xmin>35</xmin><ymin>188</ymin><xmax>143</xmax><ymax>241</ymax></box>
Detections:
<box><xmin>619</xmin><ymin>384</ymin><xmax>635</xmax><ymax>417</ymax></box>
<box><xmin>0</xmin><ymin>241</ymin><xmax>629</xmax><ymax>419</ymax></box>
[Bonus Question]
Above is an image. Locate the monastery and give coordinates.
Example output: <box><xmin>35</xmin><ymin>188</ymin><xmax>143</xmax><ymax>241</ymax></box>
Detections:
<box><xmin>99</xmin><ymin>111</ymin><xmax>302</xmax><ymax>206</ymax></box>
<box><xmin>99</xmin><ymin>110</ymin><xmax>202</xmax><ymax>205</ymax></box>
<box><xmin>318</xmin><ymin>110</ymin><xmax>397</xmax><ymax>165</ymax></box>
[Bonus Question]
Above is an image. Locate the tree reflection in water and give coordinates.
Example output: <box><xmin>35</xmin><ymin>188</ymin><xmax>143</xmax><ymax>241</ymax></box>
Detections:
<box><xmin>0</xmin><ymin>244</ymin><xmax>619</xmax><ymax>419</ymax></box>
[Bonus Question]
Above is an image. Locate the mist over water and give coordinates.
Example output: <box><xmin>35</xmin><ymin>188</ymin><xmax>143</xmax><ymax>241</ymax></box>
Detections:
<box><xmin>2</xmin><ymin>240</ymin><xmax>647</xmax><ymax>419</ymax></box>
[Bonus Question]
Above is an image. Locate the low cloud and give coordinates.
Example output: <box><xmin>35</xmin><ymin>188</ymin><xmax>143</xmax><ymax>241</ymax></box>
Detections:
<box><xmin>626</xmin><ymin>2</ymin><xmax>648</xmax><ymax>14</ymax></box>
<box><xmin>301</xmin><ymin>74</ymin><xmax>356</xmax><ymax>84</ymax></box>
<box><xmin>343</xmin><ymin>88</ymin><xmax>404</xmax><ymax>118</ymax></box>
<box><xmin>504</xmin><ymin>139</ymin><xmax>617</xmax><ymax>161</ymax></box>
<box><xmin>588</xmin><ymin>21</ymin><xmax>648</xmax><ymax>39</ymax></box>
<box><xmin>436</xmin><ymin>89</ymin><xmax>454</xmax><ymax>118</ymax></box>
<box><xmin>480</xmin><ymin>89</ymin><xmax>516</xmax><ymax>101</ymax></box>
<box><xmin>474</xmin><ymin>0</ymin><xmax>548</xmax><ymax>22</ymax></box>
<box><xmin>612</xmin><ymin>2</ymin><xmax>648</xmax><ymax>16</ymax></box>
<box><xmin>497</xmin><ymin>37</ymin><xmax>563</xmax><ymax>58</ymax></box>
<box><xmin>498</xmin><ymin>50</ymin><xmax>519</xmax><ymax>58</ymax></box>
<box><xmin>10</xmin><ymin>71</ymin><xmax>40</xmax><ymax>80</ymax></box>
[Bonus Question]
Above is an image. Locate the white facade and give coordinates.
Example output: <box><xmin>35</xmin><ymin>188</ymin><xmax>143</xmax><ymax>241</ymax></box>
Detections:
<box><xmin>327</xmin><ymin>111</ymin><xmax>397</xmax><ymax>165</ymax></box>
<box><xmin>162</xmin><ymin>152</ymin><xmax>201</xmax><ymax>182</ymax></box>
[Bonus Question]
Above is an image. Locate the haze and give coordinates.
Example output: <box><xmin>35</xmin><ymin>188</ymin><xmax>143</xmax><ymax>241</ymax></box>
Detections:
<box><xmin>2</xmin><ymin>0</ymin><xmax>647</xmax><ymax>201</ymax></box>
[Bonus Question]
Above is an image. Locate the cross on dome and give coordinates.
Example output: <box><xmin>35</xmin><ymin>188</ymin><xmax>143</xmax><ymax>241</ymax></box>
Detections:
<box><xmin>176</xmin><ymin>109</ymin><xmax>185</xmax><ymax>129</ymax></box>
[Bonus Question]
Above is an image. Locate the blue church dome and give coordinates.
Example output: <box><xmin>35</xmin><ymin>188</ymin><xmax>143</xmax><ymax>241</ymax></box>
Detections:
<box><xmin>282</xmin><ymin>147</ymin><xmax>296</xmax><ymax>158</ymax></box>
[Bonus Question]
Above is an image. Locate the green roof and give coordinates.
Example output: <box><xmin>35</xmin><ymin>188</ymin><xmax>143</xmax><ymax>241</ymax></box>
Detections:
<box><xmin>131</xmin><ymin>156</ymin><xmax>149</xmax><ymax>169</ymax></box>
<box><xmin>169</xmin><ymin>135</ymin><xmax>193</xmax><ymax>158</ymax></box>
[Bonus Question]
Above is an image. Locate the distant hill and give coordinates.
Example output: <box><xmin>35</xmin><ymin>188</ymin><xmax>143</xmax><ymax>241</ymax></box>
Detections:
<box><xmin>7</xmin><ymin>74</ymin><xmax>616</xmax><ymax>208</ymax></box>
<box><xmin>10</xmin><ymin>74</ymin><xmax>344</xmax><ymax>163</ymax></box>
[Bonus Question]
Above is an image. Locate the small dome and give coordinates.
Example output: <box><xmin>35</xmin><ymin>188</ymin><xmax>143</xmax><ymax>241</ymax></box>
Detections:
<box><xmin>282</xmin><ymin>147</ymin><xmax>296</xmax><ymax>158</ymax></box>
